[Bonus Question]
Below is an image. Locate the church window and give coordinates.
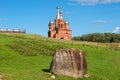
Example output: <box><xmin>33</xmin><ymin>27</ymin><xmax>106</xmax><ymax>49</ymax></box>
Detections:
<box><xmin>61</xmin><ymin>24</ymin><xmax>63</xmax><ymax>28</ymax></box>
<box><xmin>59</xmin><ymin>24</ymin><xmax>60</xmax><ymax>28</ymax></box>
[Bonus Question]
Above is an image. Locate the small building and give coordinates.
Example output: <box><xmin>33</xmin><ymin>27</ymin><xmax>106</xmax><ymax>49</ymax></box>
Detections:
<box><xmin>48</xmin><ymin>6</ymin><xmax>72</xmax><ymax>40</ymax></box>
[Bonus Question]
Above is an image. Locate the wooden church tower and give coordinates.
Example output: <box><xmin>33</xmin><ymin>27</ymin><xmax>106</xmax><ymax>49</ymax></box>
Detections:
<box><xmin>48</xmin><ymin>6</ymin><xmax>72</xmax><ymax>40</ymax></box>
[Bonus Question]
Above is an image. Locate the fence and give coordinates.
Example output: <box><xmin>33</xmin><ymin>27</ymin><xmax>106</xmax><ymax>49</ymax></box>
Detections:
<box><xmin>0</xmin><ymin>28</ymin><xmax>26</xmax><ymax>33</ymax></box>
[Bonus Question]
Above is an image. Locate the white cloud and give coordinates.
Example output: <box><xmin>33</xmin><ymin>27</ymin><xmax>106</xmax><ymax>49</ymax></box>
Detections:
<box><xmin>94</xmin><ymin>20</ymin><xmax>107</xmax><ymax>23</ymax></box>
<box><xmin>112</xmin><ymin>27</ymin><xmax>120</xmax><ymax>33</ymax></box>
<box><xmin>69</xmin><ymin>0</ymin><xmax>120</xmax><ymax>5</ymax></box>
<box><xmin>102</xmin><ymin>0</ymin><xmax>120</xmax><ymax>4</ymax></box>
<box><xmin>69</xmin><ymin>0</ymin><xmax>99</xmax><ymax>5</ymax></box>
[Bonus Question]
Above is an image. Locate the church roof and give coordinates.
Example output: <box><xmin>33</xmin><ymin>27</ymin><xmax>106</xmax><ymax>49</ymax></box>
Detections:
<box><xmin>56</xmin><ymin>6</ymin><xmax>63</xmax><ymax>19</ymax></box>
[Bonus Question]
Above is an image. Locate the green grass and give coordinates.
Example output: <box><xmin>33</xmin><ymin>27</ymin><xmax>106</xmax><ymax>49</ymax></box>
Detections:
<box><xmin>0</xmin><ymin>33</ymin><xmax>120</xmax><ymax>80</ymax></box>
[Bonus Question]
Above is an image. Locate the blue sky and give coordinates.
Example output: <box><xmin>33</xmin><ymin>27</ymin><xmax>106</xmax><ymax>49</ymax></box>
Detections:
<box><xmin>0</xmin><ymin>0</ymin><xmax>120</xmax><ymax>37</ymax></box>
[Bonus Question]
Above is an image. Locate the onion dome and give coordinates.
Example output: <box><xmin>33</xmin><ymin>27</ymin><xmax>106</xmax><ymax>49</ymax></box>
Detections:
<box><xmin>65</xmin><ymin>20</ymin><xmax>69</xmax><ymax>24</ymax></box>
<box><xmin>57</xmin><ymin>6</ymin><xmax>60</xmax><ymax>10</ymax></box>
<box><xmin>49</xmin><ymin>20</ymin><xmax>54</xmax><ymax>24</ymax></box>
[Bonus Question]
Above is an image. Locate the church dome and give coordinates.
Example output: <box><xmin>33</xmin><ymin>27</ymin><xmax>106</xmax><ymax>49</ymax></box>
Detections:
<box><xmin>65</xmin><ymin>20</ymin><xmax>69</xmax><ymax>24</ymax></box>
<box><xmin>49</xmin><ymin>20</ymin><xmax>54</xmax><ymax>24</ymax></box>
<box><xmin>57</xmin><ymin>6</ymin><xmax>60</xmax><ymax>10</ymax></box>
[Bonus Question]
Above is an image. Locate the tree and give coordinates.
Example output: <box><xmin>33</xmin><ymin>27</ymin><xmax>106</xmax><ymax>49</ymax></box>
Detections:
<box><xmin>72</xmin><ymin>33</ymin><xmax>120</xmax><ymax>43</ymax></box>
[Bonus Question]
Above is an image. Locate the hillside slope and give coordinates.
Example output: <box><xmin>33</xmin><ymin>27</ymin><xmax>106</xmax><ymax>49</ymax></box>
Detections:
<box><xmin>0</xmin><ymin>33</ymin><xmax>120</xmax><ymax>80</ymax></box>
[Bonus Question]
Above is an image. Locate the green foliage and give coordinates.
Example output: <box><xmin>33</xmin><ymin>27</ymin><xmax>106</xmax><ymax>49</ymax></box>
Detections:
<box><xmin>0</xmin><ymin>33</ymin><xmax>120</xmax><ymax>80</ymax></box>
<box><xmin>73</xmin><ymin>33</ymin><xmax>120</xmax><ymax>43</ymax></box>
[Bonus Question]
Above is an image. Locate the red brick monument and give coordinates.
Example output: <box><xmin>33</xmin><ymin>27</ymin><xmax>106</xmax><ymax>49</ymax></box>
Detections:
<box><xmin>48</xmin><ymin>6</ymin><xmax>72</xmax><ymax>40</ymax></box>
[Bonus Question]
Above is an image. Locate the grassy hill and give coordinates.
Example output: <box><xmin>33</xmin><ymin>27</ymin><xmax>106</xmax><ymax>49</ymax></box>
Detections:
<box><xmin>0</xmin><ymin>33</ymin><xmax>120</xmax><ymax>80</ymax></box>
